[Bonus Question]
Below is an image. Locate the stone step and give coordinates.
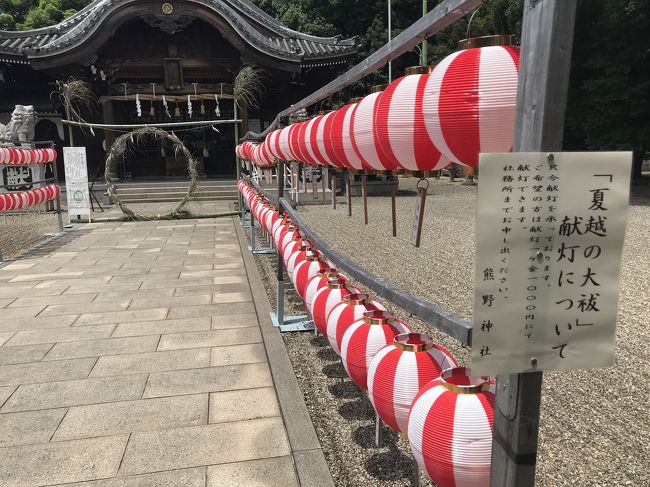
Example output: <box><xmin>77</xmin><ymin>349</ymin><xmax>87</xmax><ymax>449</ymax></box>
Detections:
<box><xmin>116</xmin><ymin>195</ymin><xmax>236</xmax><ymax>203</ymax></box>
<box><xmin>114</xmin><ymin>180</ymin><xmax>235</xmax><ymax>187</ymax></box>
<box><xmin>115</xmin><ymin>186</ymin><xmax>237</xmax><ymax>195</ymax></box>
<box><xmin>116</xmin><ymin>190</ymin><xmax>236</xmax><ymax>199</ymax></box>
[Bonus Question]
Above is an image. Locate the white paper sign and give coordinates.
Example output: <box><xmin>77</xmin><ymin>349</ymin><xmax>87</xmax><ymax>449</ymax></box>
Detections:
<box><xmin>472</xmin><ymin>152</ymin><xmax>632</xmax><ymax>376</ymax></box>
<box><xmin>63</xmin><ymin>147</ymin><xmax>91</xmax><ymax>222</ymax></box>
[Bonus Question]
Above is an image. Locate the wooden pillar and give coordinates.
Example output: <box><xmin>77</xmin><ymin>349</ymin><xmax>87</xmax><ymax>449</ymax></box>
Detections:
<box><xmin>101</xmin><ymin>99</ymin><xmax>116</xmax><ymax>180</ymax></box>
<box><xmin>489</xmin><ymin>1</ymin><xmax>578</xmax><ymax>486</ymax></box>
<box><xmin>101</xmin><ymin>99</ymin><xmax>115</xmax><ymax>152</ymax></box>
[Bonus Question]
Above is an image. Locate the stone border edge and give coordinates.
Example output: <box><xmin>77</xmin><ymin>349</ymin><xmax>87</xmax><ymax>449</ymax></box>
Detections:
<box><xmin>234</xmin><ymin>219</ymin><xmax>335</xmax><ymax>487</ymax></box>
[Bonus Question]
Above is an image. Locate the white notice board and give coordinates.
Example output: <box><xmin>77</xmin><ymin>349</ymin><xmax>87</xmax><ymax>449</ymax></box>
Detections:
<box><xmin>472</xmin><ymin>152</ymin><xmax>632</xmax><ymax>376</ymax></box>
<box><xmin>63</xmin><ymin>147</ymin><xmax>92</xmax><ymax>223</ymax></box>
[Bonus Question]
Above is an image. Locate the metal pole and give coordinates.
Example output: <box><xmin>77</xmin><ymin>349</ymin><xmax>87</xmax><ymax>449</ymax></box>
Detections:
<box><xmin>489</xmin><ymin>1</ymin><xmax>578</xmax><ymax>486</ymax></box>
<box><xmin>234</xmin><ymin>103</ymin><xmax>243</xmax><ymax>213</ymax></box>
<box><xmin>361</xmin><ymin>174</ymin><xmax>369</xmax><ymax>225</ymax></box>
<box><xmin>50</xmin><ymin>159</ymin><xmax>64</xmax><ymax>234</ymax></box>
<box><xmin>346</xmin><ymin>171</ymin><xmax>352</xmax><ymax>217</ymax></box>
<box><xmin>375</xmin><ymin>411</ymin><xmax>384</xmax><ymax>447</ymax></box>
<box><xmin>276</xmin><ymin>161</ymin><xmax>286</xmax><ymax>326</ymax></box>
<box><xmin>421</xmin><ymin>0</ymin><xmax>428</xmax><ymax>65</ymax></box>
<box><xmin>388</xmin><ymin>0</ymin><xmax>392</xmax><ymax>82</ymax></box>
<box><xmin>250</xmin><ymin>213</ymin><xmax>257</xmax><ymax>252</ymax></box>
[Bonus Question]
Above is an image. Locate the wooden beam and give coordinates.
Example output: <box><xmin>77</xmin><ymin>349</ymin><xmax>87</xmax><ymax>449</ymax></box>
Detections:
<box><xmin>244</xmin><ymin>0</ymin><xmax>485</xmax><ymax>139</ymax></box>
<box><xmin>490</xmin><ymin>1</ymin><xmax>578</xmax><ymax>486</ymax></box>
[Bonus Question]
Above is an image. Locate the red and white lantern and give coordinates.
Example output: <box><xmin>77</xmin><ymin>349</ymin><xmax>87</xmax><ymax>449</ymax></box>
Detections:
<box><xmin>282</xmin><ymin>237</ymin><xmax>311</xmax><ymax>268</ymax></box>
<box><xmin>302</xmin><ymin>115</ymin><xmax>322</xmax><ymax>166</ymax></box>
<box><xmin>350</xmin><ymin>91</ymin><xmax>396</xmax><ymax>171</ymax></box>
<box><xmin>408</xmin><ymin>367</ymin><xmax>496</xmax><ymax>487</ymax></box>
<box><xmin>279</xmin><ymin>227</ymin><xmax>303</xmax><ymax>260</ymax></box>
<box><xmin>310</xmin><ymin>277</ymin><xmax>360</xmax><ymax>335</ymax></box>
<box><xmin>375</xmin><ymin>70</ymin><xmax>451</xmax><ymax>171</ymax></box>
<box><xmin>264</xmin><ymin>206</ymin><xmax>279</xmax><ymax>234</ymax></box>
<box><xmin>314</xmin><ymin>112</ymin><xmax>336</xmax><ymax>167</ymax></box>
<box><xmin>277</xmin><ymin>125</ymin><xmax>296</xmax><ymax>162</ymax></box>
<box><xmin>293</xmin><ymin>252</ymin><xmax>331</xmax><ymax>299</ymax></box>
<box><xmin>336</xmin><ymin>102</ymin><xmax>365</xmax><ymax>171</ymax></box>
<box><xmin>326</xmin><ymin>293</ymin><xmax>386</xmax><ymax>356</ymax></box>
<box><xmin>423</xmin><ymin>45</ymin><xmax>520</xmax><ymax>167</ymax></box>
<box><xmin>286</xmin><ymin>240</ymin><xmax>314</xmax><ymax>282</ymax></box>
<box><xmin>367</xmin><ymin>333</ymin><xmax>457</xmax><ymax>433</ymax></box>
<box><xmin>340</xmin><ymin>310</ymin><xmax>411</xmax><ymax>390</ymax></box>
<box><xmin>303</xmin><ymin>267</ymin><xmax>340</xmax><ymax>312</ymax></box>
<box><xmin>0</xmin><ymin>184</ymin><xmax>61</xmax><ymax>213</ymax></box>
<box><xmin>272</xmin><ymin>220</ymin><xmax>295</xmax><ymax>249</ymax></box>
<box><xmin>271</xmin><ymin>215</ymin><xmax>291</xmax><ymax>244</ymax></box>
<box><xmin>266</xmin><ymin>129</ymin><xmax>284</xmax><ymax>161</ymax></box>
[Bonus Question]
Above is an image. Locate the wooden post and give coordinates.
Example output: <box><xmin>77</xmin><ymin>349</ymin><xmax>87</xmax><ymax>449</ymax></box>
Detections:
<box><xmin>489</xmin><ymin>1</ymin><xmax>577</xmax><ymax>486</ymax></box>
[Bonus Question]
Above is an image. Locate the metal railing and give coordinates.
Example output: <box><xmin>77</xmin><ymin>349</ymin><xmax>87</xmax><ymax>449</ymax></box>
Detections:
<box><xmin>245</xmin><ymin>173</ymin><xmax>472</xmax><ymax>345</ymax></box>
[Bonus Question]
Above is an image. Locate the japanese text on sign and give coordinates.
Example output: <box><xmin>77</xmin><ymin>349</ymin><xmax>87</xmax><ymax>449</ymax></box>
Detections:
<box><xmin>63</xmin><ymin>147</ymin><xmax>91</xmax><ymax>222</ymax></box>
<box><xmin>472</xmin><ymin>152</ymin><xmax>632</xmax><ymax>376</ymax></box>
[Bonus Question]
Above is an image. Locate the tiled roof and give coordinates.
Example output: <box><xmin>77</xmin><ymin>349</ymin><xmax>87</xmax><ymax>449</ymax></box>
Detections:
<box><xmin>0</xmin><ymin>0</ymin><xmax>357</xmax><ymax>66</ymax></box>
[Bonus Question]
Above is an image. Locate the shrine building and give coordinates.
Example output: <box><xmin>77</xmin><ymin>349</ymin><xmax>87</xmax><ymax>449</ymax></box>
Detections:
<box><xmin>0</xmin><ymin>0</ymin><xmax>357</xmax><ymax>180</ymax></box>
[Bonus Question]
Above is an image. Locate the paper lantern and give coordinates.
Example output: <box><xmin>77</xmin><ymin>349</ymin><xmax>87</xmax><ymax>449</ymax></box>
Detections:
<box><xmin>297</xmin><ymin>116</ymin><xmax>315</xmax><ymax>166</ymax></box>
<box><xmin>286</xmin><ymin>240</ymin><xmax>314</xmax><ymax>282</ymax></box>
<box><xmin>408</xmin><ymin>367</ymin><xmax>495</xmax><ymax>487</ymax></box>
<box><xmin>266</xmin><ymin>129</ymin><xmax>284</xmax><ymax>160</ymax></box>
<box><xmin>335</xmin><ymin>102</ymin><xmax>365</xmax><ymax>171</ymax></box>
<box><xmin>282</xmin><ymin>237</ymin><xmax>311</xmax><ymax>268</ymax></box>
<box><xmin>277</xmin><ymin>125</ymin><xmax>296</xmax><ymax>162</ymax></box>
<box><xmin>340</xmin><ymin>310</ymin><xmax>411</xmax><ymax>390</ymax></box>
<box><xmin>423</xmin><ymin>45</ymin><xmax>520</xmax><ymax>167</ymax></box>
<box><xmin>293</xmin><ymin>252</ymin><xmax>331</xmax><ymax>298</ymax></box>
<box><xmin>272</xmin><ymin>219</ymin><xmax>295</xmax><ymax>248</ymax></box>
<box><xmin>326</xmin><ymin>293</ymin><xmax>386</xmax><ymax>356</ymax></box>
<box><xmin>375</xmin><ymin>70</ymin><xmax>451</xmax><ymax>171</ymax></box>
<box><xmin>350</xmin><ymin>91</ymin><xmax>396</xmax><ymax>171</ymax></box>
<box><xmin>290</xmin><ymin>121</ymin><xmax>309</xmax><ymax>164</ymax></box>
<box><xmin>315</xmin><ymin>112</ymin><xmax>336</xmax><ymax>167</ymax></box>
<box><xmin>271</xmin><ymin>215</ymin><xmax>290</xmax><ymax>242</ymax></box>
<box><xmin>368</xmin><ymin>333</ymin><xmax>457</xmax><ymax>433</ymax></box>
<box><xmin>264</xmin><ymin>206</ymin><xmax>279</xmax><ymax>234</ymax></box>
<box><xmin>279</xmin><ymin>227</ymin><xmax>303</xmax><ymax>260</ymax></box>
<box><xmin>310</xmin><ymin>277</ymin><xmax>360</xmax><ymax>335</ymax></box>
<box><xmin>303</xmin><ymin>267</ymin><xmax>340</xmax><ymax>313</ymax></box>
<box><xmin>0</xmin><ymin>184</ymin><xmax>61</xmax><ymax>213</ymax></box>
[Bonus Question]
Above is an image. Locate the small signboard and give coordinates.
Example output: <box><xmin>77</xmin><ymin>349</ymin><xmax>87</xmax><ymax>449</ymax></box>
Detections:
<box><xmin>472</xmin><ymin>152</ymin><xmax>632</xmax><ymax>376</ymax></box>
<box><xmin>63</xmin><ymin>147</ymin><xmax>91</xmax><ymax>223</ymax></box>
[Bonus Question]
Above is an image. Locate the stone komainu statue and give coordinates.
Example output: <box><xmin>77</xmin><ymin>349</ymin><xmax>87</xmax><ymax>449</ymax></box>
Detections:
<box><xmin>0</xmin><ymin>105</ymin><xmax>37</xmax><ymax>144</ymax></box>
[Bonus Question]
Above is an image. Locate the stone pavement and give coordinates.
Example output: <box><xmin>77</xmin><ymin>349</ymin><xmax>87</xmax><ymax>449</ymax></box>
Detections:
<box><xmin>0</xmin><ymin>217</ymin><xmax>331</xmax><ymax>487</ymax></box>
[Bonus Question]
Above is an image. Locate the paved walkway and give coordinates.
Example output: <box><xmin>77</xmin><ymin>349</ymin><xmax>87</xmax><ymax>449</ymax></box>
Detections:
<box><xmin>0</xmin><ymin>217</ymin><xmax>330</xmax><ymax>486</ymax></box>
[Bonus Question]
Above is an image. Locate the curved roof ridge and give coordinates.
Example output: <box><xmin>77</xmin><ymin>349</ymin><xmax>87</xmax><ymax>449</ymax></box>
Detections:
<box><xmin>0</xmin><ymin>0</ymin><xmax>106</xmax><ymax>36</ymax></box>
<box><xmin>0</xmin><ymin>0</ymin><xmax>357</xmax><ymax>65</ymax></box>
<box><xmin>226</xmin><ymin>0</ymin><xmax>353</xmax><ymax>45</ymax></box>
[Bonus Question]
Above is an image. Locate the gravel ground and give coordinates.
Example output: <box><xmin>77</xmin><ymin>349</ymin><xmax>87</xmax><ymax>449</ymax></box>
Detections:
<box><xmin>248</xmin><ymin>176</ymin><xmax>649</xmax><ymax>487</ymax></box>
<box><xmin>0</xmin><ymin>210</ymin><xmax>62</xmax><ymax>260</ymax></box>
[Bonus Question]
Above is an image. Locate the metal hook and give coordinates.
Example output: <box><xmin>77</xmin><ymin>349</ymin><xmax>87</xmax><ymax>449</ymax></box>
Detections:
<box><xmin>466</xmin><ymin>4</ymin><xmax>484</xmax><ymax>40</ymax></box>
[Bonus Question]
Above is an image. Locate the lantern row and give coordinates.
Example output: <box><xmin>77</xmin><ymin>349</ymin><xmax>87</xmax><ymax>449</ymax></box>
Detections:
<box><xmin>0</xmin><ymin>147</ymin><xmax>58</xmax><ymax>165</ymax></box>
<box><xmin>238</xmin><ymin>179</ymin><xmax>496</xmax><ymax>487</ymax></box>
<box><xmin>236</xmin><ymin>45</ymin><xmax>519</xmax><ymax>171</ymax></box>
<box><xmin>0</xmin><ymin>184</ymin><xmax>61</xmax><ymax>212</ymax></box>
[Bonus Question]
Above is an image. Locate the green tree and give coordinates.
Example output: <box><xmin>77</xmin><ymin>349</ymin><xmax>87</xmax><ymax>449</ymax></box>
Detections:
<box><xmin>0</xmin><ymin>0</ymin><xmax>87</xmax><ymax>30</ymax></box>
<box><xmin>565</xmin><ymin>0</ymin><xmax>649</xmax><ymax>178</ymax></box>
